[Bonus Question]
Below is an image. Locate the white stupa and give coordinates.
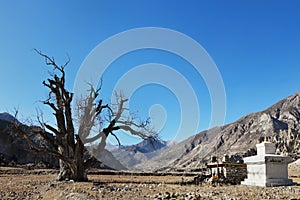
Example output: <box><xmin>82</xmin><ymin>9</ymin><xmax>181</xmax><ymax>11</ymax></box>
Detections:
<box><xmin>241</xmin><ymin>139</ymin><xmax>293</xmax><ymax>187</ymax></box>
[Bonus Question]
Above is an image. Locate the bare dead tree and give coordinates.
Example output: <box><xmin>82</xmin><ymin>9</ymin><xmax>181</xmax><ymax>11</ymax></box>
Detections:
<box><xmin>77</xmin><ymin>89</ymin><xmax>157</xmax><ymax>158</ymax></box>
<box><xmin>13</xmin><ymin>49</ymin><xmax>157</xmax><ymax>181</ymax></box>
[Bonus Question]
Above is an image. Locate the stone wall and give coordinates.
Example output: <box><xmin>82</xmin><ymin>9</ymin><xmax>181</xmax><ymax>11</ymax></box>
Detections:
<box><xmin>207</xmin><ymin>162</ymin><xmax>247</xmax><ymax>185</ymax></box>
<box><xmin>223</xmin><ymin>163</ymin><xmax>247</xmax><ymax>184</ymax></box>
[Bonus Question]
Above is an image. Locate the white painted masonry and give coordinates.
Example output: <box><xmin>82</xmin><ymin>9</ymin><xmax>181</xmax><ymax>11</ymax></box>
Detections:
<box><xmin>241</xmin><ymin>141</ymin><xmax>293</xmax><ymax>187</ymax></box>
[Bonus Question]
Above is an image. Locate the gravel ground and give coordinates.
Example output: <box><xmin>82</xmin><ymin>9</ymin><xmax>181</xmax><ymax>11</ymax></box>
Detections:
<box><xmin>0</xmin><ymin>167</ymin><xmax>299</xmax><ymax>200</ymax></box>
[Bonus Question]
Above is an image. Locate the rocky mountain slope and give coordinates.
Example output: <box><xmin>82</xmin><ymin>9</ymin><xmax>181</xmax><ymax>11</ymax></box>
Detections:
<box><xmin>0</xmin><ymin>113</ymin><xmax>124</xmax><ymax>170</ymax></box>
<box><xmin>0</xmin><ymin>112</ymin><xmax>19</xmax><ymax>123</ymax></box>
<box><xmin>107</xmin><ymin>138</ymin><xmax>173</xmax><ymax>169</ymax></box>
<box><xmin>0</xmin><ymin>113</ymin><xmax>57</xmax><ymax>167</ymax></box>
<box><xmin>0</xmin><ymin>112</ymin><xmax>169</xmax><ymax>170</ymax></box>
<box><xmin>136</xmin><ymin>92</ymin><xmax>300</xmax><ymax>171</ymax></box>
<box><xmin>1</xmin><ymin>91</ymin><xmax>300</xmax><ymax>171</ymax></box>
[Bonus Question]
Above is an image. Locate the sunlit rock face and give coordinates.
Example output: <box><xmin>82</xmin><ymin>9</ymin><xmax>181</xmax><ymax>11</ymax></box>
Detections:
<box><xmin>136</xmin><ymin>92</ymin><xmax>300</xmax><ymax>172</ymax></box>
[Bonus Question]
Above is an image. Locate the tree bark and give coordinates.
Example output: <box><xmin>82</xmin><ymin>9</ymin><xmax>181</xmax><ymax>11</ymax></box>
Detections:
<box><xmin>57</xmin><ymin>146</ymin><xmax>87</xmax><ymax>181</ymax></box>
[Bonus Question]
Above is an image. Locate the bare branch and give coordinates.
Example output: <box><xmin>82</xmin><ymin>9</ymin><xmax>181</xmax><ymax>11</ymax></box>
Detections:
<box><xmin>62</xmin><ymin>54</ymin><xmax>70</xmax><ymax>69</ymax></box>
<box><xmin>83</xmin><ymin>132</ymin><xmax>104</xmax><ymax>144</ymax></box>
<box><xmin>30</xmin><ymin>126</ymin><xmax>57</xmax><ymax>149</ymax></box>
<box><xmin>110</xmin><ymin>132</ymin><xmax>121</xmax><ymax>146</ymax></box>
<box><xmin>33</xmin><ymin>48</ymin><xmax>65</xmax><ymax>74</ymax></box>
<box><xmin>84</xmin><ymin>156</ymin><xmax>101</xmax><ymax>170</ymax></box>
<box><xmin>44</xmin><ymin>123</ymin><xmax>60</xmax><ymax>135</ymax></box>
<box><xmin>117</xmin><ymin>125</ymin><xmax>151</xmax><ymax>139</ymax></box>
<box><xmin>12</xmin><ymin>123</ymin><xmax>71</xmax><ymax>164</ymax></box>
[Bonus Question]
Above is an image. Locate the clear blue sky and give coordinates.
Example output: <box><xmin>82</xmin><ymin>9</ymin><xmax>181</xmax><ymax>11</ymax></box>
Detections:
<box><xmin>1</xmin><ymin>1</ymin><xmax>300</xmax><ymax>144</ymax></box>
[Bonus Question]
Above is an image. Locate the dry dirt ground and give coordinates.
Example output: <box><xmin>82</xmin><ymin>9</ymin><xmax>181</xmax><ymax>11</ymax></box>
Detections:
<box><xmin>0</xmin><ymin>167</ymin><xmax>299</xmax><ymax>200</ymax></box>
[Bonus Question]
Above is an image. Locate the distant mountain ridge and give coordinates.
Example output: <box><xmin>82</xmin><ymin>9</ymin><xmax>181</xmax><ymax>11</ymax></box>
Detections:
<box><xmin>117</xmin><ymin>138</ymin><xmax>168</xmax><ymax>153</ymax></box>
<box><xmin>0</xmin><ymin>113</ymin><xmax>123</xmax><ymax>170</ymax></box>
<box><xmin>136</xmin><ymin>91</ymin><xmax>300</xmax><ymax>171</ymax></box>
<box><xmin>0</xmin><ymin>113</ymin><xmax>172</xmax><ymax>170</ymax></box>
<box><xmin>0</xmin><ymin>112</ymin><xmax>19</xmax><ymax>123</ymax></box>
<box><xmin>108</xmin><ymin>138</ymin><xmax>174</xmax><ymax>169</ymax></box>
